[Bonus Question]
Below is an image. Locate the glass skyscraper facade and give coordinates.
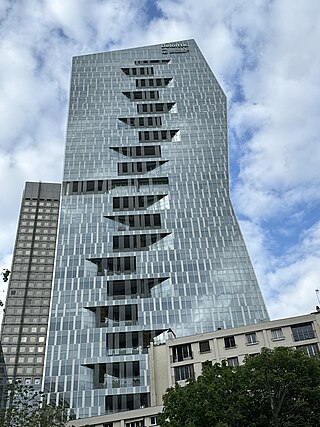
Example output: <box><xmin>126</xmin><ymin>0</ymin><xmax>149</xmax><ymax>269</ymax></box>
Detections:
<box><xmin>44</xmin><ymin>40</ymin><xmax>268</xmax><ymax>418</ymax></box>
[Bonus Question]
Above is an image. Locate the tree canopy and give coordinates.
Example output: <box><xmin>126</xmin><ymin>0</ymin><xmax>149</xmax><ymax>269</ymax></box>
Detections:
<box><xmin>1</xmin><ymin>270</ymin><xmax>10</xmax><ymax>284</ymax></box>
<box><xmin>0</xmin><ymin>382</ymin><xmax>71</xmax><ymax>427</ymax></box>
<box><xmin>0</xmin><ymin>269</ymin><xmax>10</xmax><ymax>307</ymax></box>
<box><xmin>158</xmin><ymin>347</ymin><xmax>320</xmax><ymax>427</ymax></box>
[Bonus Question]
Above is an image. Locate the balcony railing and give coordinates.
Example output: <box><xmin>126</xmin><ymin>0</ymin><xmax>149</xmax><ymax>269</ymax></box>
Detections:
<box><xmin>103</xmin><ymin>377</ymin><xmax>141</xmax><ymax>388</ymax></box>
<box><xmin>106</xmin><ymin>347</ymin><xmax>148</xmax><ymax>356</ymax></box>
<box><xmin>101</xmin><ymin>319</ymin><xmax>137</xmax><ymax>327</ymax></box>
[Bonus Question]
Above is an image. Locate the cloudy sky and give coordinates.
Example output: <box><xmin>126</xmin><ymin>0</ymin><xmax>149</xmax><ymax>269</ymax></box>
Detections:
<box><xmin>1</xmin><ymin>0</ymin><xmax>320</xmax><ymax>323</ymax></box>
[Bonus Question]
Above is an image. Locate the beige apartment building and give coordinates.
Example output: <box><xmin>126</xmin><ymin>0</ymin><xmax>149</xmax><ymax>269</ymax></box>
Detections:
<box><xmin>68</xmin><ymin>311</ymin><xmax>320</xmax><ymax>427</ymax></box>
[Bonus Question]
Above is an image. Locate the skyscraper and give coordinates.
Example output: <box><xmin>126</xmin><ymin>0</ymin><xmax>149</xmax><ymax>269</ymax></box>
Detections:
<box><xmin>44</xmin><ymin>40</ymin><xmax>268</xmax><ymax>418</ymax></box>
<box><xmin>0</xmin><ymin>182</ymin><xmax>60</xmax><ymax>387</ymax></box>
<box><xmin>0</xmin><ymin>342</ymin><xmax>7</xmax><ymax>408</ymax></box>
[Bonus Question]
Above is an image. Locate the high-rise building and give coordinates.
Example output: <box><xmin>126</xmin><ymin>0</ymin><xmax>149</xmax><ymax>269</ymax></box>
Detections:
<box><xmin>0</xmin><ymin>182</ymin><xmax>60</xmax><ymax>387</ymax></box>
<box><xmin>0</xmin><ymin>342</ymin><xmax>7</xmax><ymax>408</ymax></box>
<box><xmin>44</xmin><ymin>40</ymin><xmax>268</xmax><ymax>418</ymax></box>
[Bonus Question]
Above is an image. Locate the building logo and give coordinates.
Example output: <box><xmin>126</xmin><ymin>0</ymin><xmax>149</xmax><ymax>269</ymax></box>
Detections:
<box><xmin>162</xmin><ymin>42</ymin><xmax>189</xmax><ymax>55</ymax></box>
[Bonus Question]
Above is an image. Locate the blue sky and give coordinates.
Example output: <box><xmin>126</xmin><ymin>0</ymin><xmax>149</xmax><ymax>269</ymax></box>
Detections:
<box><xmin>1</xmin><ymin>0</ymin><xmax>320</xmax><ymax>323</ymax></box>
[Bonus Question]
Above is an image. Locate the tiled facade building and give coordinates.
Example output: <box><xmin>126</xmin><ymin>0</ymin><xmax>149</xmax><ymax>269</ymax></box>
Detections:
<box><xmin>0</xmin><ymin>182</ymin><xmax>60</xmax><ymax>387</ymax></box>
<box><xmin>0</xmin><ymin>342</ymin><xmax>7</xmax><ymax>408</ymax></box>
<box><xmin>44</xmin><ymin>40</ymin><xmax>268</xmax><ymax>418</ymax></box>
<box><xmin>67</xmin><ymin>311</ymin><xmax>320</xmax><ymax>427</ymax></box>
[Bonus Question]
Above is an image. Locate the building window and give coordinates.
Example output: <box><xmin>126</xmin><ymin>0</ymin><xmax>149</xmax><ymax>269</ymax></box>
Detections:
<box><xmin>291</xmin><ymin>323</ymin><xmax>315</xmax><ymax>341</ymax></box>
<box><xmin>172</xmin><ymin>343</ymin><xmax>193</xmax><ymax>362</ymax></box>
<box><xmin>150</xmin><ymin>416</ymin><xmax>157</xmax><ymax>425</ymax></box>
<box><xmin>174</xmin><ymin>364</ymin><xmax>195</xmax><ymax>382</ymax></box>
<box><xmin>224</xmin><ymin>336</ymin><xmax>236</xmax><ymax>349</ymax></box>
<box><xmin>227</xmin><ymin>357</ymin><xmax>239</xmax><ymax>367</ymax></box>
<box><xmin>126</xmin><ymin>421</ymin><xmax>144</xmax><ymax>427</ymax></box>
<box><xmin>246</xmin><ymin>332</ymin><xmax>258</xmax><ymax>345</ymax></box>
<box><xmin>199</xmin><ymin>340</ymin><xmax>210</xmax><ymax>353</ymax></box>
<box><xmin>271</xmin><ymin>328</ymin><xmax>284</xmax><ymax>341</ymax></box>
<box><xmin>297</xmin><ymin>343</ymin><xmax>320</xmax><ymax>357</ymax></box>
<box><xmin>86</xmin><ymin>181</ymin><xmax>95</xmax><ymax>192</ymax></box>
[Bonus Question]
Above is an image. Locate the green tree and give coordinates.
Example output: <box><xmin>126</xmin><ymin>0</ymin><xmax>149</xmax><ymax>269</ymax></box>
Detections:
<box><xmin>1</xmin><ymin>270</ymin><xmax>10</xmax><ymax>283</ymax></box>
<box><xmin>242</xmin><ymin>347</ymin><xmax>320</xmax><ymax>427</ymax></box>
<box><xmin>0</xmin><ymin>269</ymin><xmax>10</xmax><ymax>307</ymax></box>
<box><xmin>0</xmin><ymin>382</ymin><xmax>71</xmax><ymax>427</ymax></box>
<box><xmin>158</xmin><ymin>360</ymin><xmax>247</xmax><ymax>427</ymax></box>
<box><xmin>158</xmin><ymin>347</ymin><xmax>320</xmax><ymax>427</ymax></box>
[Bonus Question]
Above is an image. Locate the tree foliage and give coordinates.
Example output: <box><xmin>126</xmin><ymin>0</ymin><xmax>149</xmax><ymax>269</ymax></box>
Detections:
<box><xmin>0</xmin><ymin>382</ymin><xmax>71</xmax><ymax>427</ymax></box>
<box><xmin>1</xmin><ymin>270</ymin><xmax>10</xmax><ymax>284</ymax></box>
<box><xmin>0</xmin><ymin>269</ymin><xmax>10</xmax><ymax>307</ymax></box>
<box><xmin>158</xmin><ymin>347</ymin><xmax>320</xmax><ymax>427</ymax></box>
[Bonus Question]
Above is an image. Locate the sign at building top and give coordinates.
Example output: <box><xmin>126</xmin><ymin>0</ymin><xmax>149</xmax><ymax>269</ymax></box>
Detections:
<box><xmin>161</xmin><ymin>43</ymin><xmax>189</xmax><ymax>48</ymax></box>
<box><xmin>161</xmin><ymin>42</ymin><xmax>189</xmax><ymax>55</ymax></box>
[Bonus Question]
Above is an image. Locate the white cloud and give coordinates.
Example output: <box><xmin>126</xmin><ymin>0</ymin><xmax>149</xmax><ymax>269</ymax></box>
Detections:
<box><xmin>241</xmin><ymin>219</ymin><xmax>320</xmax><ymax>319</ymax></box>
<box><xmin>267</xmin><ymin>256</ymin><xmax>320</xmax><ymax>319</ymax></box>
<box><xmin>231</xmin><ymin>0</ymin><xmax>320</xmax><ymax>220</ymax></box>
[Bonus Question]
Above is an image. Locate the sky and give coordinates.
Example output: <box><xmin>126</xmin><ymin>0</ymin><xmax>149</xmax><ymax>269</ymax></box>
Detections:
<box><xmin>1</xmin><ymin>0</ymin><xmax>320</xmax><ymax>323</ymax></box>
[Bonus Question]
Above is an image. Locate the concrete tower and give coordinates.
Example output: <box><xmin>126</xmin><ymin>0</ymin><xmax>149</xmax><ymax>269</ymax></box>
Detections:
<box><xmin>0</xmin><ymin>182</ymin><xmax>60</xmax><ymax>387</ymax></box>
